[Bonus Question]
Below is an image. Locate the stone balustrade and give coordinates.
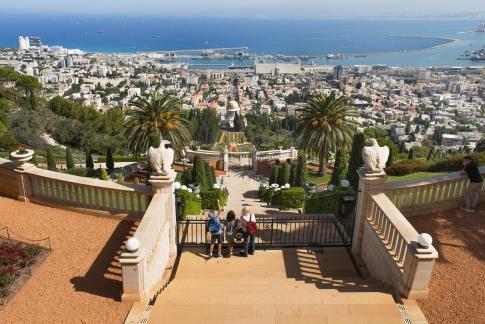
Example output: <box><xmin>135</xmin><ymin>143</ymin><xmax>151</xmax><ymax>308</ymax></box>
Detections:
<box><xmin>119</xmin><ymin>170</ymin><xmax>177</xmax><ymax>301</ymax></box>
<box><xmin>0</xmin><ymin>157</ymin><xmax>152</xmax><ymax>217</ymax></box>
<box><xmin>383</xmin><ymin>166</ymin><xmax>485</xmax><ymax>216</ymax></box>
<box><xmin>353</xmin><ymin>168</ymin><xmax>439</xmax><ymax>299</ymax></box>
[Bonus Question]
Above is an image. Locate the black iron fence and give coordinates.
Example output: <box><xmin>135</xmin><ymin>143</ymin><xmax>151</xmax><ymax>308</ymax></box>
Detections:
<box><xmin>177</xmin><ymin>215</ymin><xmax>354</xmax><ymax>248</ymax></box>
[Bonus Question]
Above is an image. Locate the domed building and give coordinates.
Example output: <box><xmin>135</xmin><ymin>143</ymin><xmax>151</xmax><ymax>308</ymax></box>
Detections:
<box><xmin>224</xmin><ymin>100</ymin><xmax>240</xmax><ymax>129</ymax></box>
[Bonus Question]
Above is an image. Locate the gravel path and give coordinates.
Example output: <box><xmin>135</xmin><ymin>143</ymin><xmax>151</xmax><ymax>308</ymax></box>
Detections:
<box><xmin>0</xmin><ymin>196</ymin><xmax>136</xmax><ymax>324</ymax></box>
<box><xmin>408</xmin><ymin>206</ymin><xmax>485</xmax><ymax>324</ymax></box>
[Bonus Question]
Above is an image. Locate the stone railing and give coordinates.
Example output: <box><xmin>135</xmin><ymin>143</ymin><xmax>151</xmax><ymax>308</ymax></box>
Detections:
<box><xmin>119</xmin><ymin>171</ymin><xmax>177</xmax><ymax>301</ymax></box>
<box><xmin>254</xmin><ymin>147</ymin><xmax>298</xmax><ymax>162</ymax></box>
<box><xmin>383</xmin><ymin>167</ymin><xmax>485</xmax><ymax>216</ymax></box>
<box><xmin>352</xmin><ymin>168</ymin><xmax>439</xmax><ymax>299</ymax></box>
<box><xmin>0</xmin><ymin>158</ymin><xmax>152</xmax><ymax>217</ymax></box>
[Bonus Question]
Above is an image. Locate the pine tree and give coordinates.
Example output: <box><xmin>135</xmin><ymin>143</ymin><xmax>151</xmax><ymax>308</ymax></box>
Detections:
<box><xmin>289</xmin><ymin>160</ymin><xmax>298</xmax><ymax>186</ymax></box>
<box><xmin>106</xmin><ymin>147</ymin><xmax>114</xmax><ymax>172</ymax></box>
<box><xmin>278</xmin><ymin>162</ymin><xmax>291</xmax><ymax>186</ymax></box>
<box><xmin>46</xmin><ymin>148</ymin><xmax>56</xmax><ymax>171</ymax></box>
<box><xmin>330</xmin><ymin>148</ymin><xmax>348</xmax><ymax>186</ymax></box>
<box><xmin>408</xmin><ymin>148</ymin><xmax>415</xmax><ymax>159</ymax></box>
<box><xmin>346</xmin><ymin>133</ymin><xmax>365</xmax><ymax>191</ymax></box>
<box><xmin>295</xmin><ymin>155</ymin><xmax>308</xmax><ymax>187</ymax></box>
<box><xmin>65</xmin><ymin>147</ymin><xmax>74</xmax><ymax>169</ymax></box>
<box><xmin>86</xmin><ymin>149</ymin><xmax>94</xmax><ymax>169</ymax></box>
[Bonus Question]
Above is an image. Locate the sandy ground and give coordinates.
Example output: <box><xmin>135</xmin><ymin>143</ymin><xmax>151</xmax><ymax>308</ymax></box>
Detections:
<box><xmin>408</xmin><ymin>206</ymin><xmax>485</xmax><ymax>324</ymax></box>
<box><xmin>0</xmin><ymin>196</ymin><xmax>137</xmax><ymax>324</ymax></box>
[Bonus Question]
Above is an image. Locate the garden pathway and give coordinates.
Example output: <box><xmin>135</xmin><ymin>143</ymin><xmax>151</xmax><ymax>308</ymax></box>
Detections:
<box><xmin>221</xmin><ymin>170</ymin><xmax>285</xmax><ymax>218</ymax></box>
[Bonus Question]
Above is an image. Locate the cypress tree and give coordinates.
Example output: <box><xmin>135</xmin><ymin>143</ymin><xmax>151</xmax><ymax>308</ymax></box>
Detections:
<box><xmin>269</xmin><ymin>165</ymin><xmax>280</xmax><ymax>185</ymax></box>
<box><xmin>295</xmin><ymin>155</ymin><xmax>308</xmax><ymax>187</ymax></box>
<box><xmin>330</xmin><ymin>148</ymin><xmax>348</xmax><ymax>186</ymax></box>
<box><xmin>346</xmin><ymin>133</ymin><xmax>365</xmax><ymax>191</ymax></box>
<box><xmin>65</xmin><ymin>148</ymin><xmax>74</xmax><ymax>169</ymax></box>
<box><xmin>278</xmin><ymin>162</ymin><xmax>291</xmax><ymax>186</ymax></box>
<box><xmin>204</xmin><ymin>162</ymin><xmax>214</xmax><ymax>186</ymax></box>
<box><xmin>210</xmin><ymin>166</ymin><xmax>217</xmax><ymax>186</ymax></box>
<box><xmin>192</xmin><ymin>156</ymin><xmax>207</xmax><ymax>188</ymax></box>
<box><xmin>106</xmin><ymin>147</ymin><xmax>114</xmax><ymax>172</ymax></box>
<box><xmin>408</xmin><ymin>148</ymin><xmax>415</xmax><ymax>159</ymax></box>
<box><xmin>46</xmin><ymin>148</ymin><xmax>56</xmax><ymax>171</ymax></box>
<box><xmin>181</xmin><ymin>168</ymin><xmax>193</xmax><ymax>185</ymax></box>
<box><xmin>289</xmin><ymin>160</ymin><xmax>298</xmax><ymax>187</ymax></box>
<box><xmin>86</xmin><ymin>149</ymin><xmax>94</xmax><ymax>169</ymax></box>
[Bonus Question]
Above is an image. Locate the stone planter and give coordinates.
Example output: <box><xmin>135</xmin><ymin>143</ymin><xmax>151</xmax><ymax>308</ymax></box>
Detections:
<box><xmin>10</xmin><ymin>149</ymin><xmax>34</xmax><ymax>167</ymax></box>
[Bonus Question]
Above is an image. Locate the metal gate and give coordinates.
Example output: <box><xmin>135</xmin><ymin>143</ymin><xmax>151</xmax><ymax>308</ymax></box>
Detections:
<box><xmin>177</xmin><ymin>215</ymin><xmax>354</xmax><ymax>248</ymax></box>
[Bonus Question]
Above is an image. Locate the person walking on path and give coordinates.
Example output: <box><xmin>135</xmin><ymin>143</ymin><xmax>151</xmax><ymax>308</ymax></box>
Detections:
<box><xmin>460</xmin><ymin>156</ymin><xmax>483</xmax><ymax>213</ymax></box>
<box><xmin>225</xmin><ymin>210</ymin><xmax>236</xmax><ymax>257</ymax></box>
<box><xmin>239</xmin><ymin>207</ymin><xmax>257</xmax><ymax>257</ymax></box>
<box><xmin>206</xmin><ymin>209</ymin><xmax>223</xmax><ymax>259</ymax></box>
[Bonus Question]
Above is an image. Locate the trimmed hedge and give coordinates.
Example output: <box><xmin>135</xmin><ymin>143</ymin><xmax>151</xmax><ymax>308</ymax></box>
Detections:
<box><xmin>385</xmin><ymin>159</ymin><xmax>428</xmax><ymax>176</ymax></box>
<box><xmin>176</xmin><ymin>190</ymin><xmax>201</xmax><ymax>220</ymax></box>
<box><xmin>428</xmin><ymin>152</ymin><xmax>485</xmax><ymax>172</ymax></box>
<box><xmin>305</xmin><ymin>186</ymin><xmax>355</xmax><ymax>216</ymax></box>
<box><xmin>97</xmin><ymin>156</ymin><xmax>147</xmax><ymax>163</ymax></box>
<box><xmin>261</xmin><ymin>187</ymin><xmax>305</xmax><ymax>210</ymax></box>
<box><xmin>200</xmin><ymin>188</ymin><xmax>229</xmax><ymax>210</ymax></box>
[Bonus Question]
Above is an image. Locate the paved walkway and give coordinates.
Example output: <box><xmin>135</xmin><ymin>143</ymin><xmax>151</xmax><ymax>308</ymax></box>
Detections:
<box><xmin>149</xmin><ymin>248</ymin><xmax>405</xmax><ymax>324</ymax></box>
<box><xmin>221</xmin><ymin>170</ymin><xmax>284</xmax><ymax>217</ymax></box>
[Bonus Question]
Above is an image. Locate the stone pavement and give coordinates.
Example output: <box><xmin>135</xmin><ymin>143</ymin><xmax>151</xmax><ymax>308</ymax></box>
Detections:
<box><xmin>221</xmin><ymin>170</ymin><xmax>285</xmax><ymax>217</ymax></box>
<box><xmin>148</xmin><ymin>248</ymin><xmax>406</xmax><ymax>324</ymax></box>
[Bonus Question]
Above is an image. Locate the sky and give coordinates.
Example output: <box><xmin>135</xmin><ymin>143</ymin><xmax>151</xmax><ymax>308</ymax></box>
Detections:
<box><xmin>2</xmin><ymin>0</ymin><xmax>485</xmax><ymax>18</ymax></box>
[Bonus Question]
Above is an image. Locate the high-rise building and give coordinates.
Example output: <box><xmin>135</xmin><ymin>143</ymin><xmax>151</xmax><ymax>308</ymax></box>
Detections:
<box><xmin>333</xmin><ymin>65</ymin><xmax>346</xmax><ymax>80</ymax></box>
<box><xmin>18</xmin><ymin>36</ymin><xmax>30</xmax><ymax>50</ymax></box>
<box><xmin>29</xmin><ymin>36</ymin><xmax>42</xmax><ymax>48</ymax></box>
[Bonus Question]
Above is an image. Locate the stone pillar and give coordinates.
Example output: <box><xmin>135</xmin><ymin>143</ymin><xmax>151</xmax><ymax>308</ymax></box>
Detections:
<box><xmin>252</xmin><ymin>150</ymin><xmax>258</xmax><ymax>173</ymax></box>
<box><xmin>351</xmin><ymin>167</ymin><xmax>387</xmax><ymax>257</ymax></box>
<box><xmin>14</xmin><ymin>163</ymin><xmax>36</xmax><ymax>202</ymax></box>
<box><xmin>149</xmin><ymin>170</ymin><xmax>177</xmax><ymax>257</ymax></box>
<box><xmin>400</xmin><ymin>242</ymin><xmax>438</xmax><ymax>299</ymax></box>
<box><xmin>120</xmin><ymin>252</ymin><xmax>146</xmax><ymax>301</ymax></box>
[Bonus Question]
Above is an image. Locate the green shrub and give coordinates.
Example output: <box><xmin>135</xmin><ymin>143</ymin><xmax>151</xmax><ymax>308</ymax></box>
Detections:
<box><xmin>281</xmin><ymin>187</ymin><xmax>304</xmax><ymax>210</ymax></box>
<box><xmin>181</xmin><ymin>168</ymin><xmax>193</xmax><ymax>186</ymax></box>
<box><xmin>200</xmin><ymin>189</ymin><xmax>228</xmax><ymax>210</ymax></box>
<box><xmin>428</xmin><ymin>152</ymin><xmax>485</xmax><ymax>172</ymax></box>
<box><xmin>100</xmin><ymin>168</ymin><xmax>109</xmax><ymax>181</ymax></box>
<box><xmin>295</xmin><ymin>155</ymin><xmax>308</xmax><ymax>187</ymax></box>
<box><xmin>117</xmin><ymin>173</ymin><xmax>125</xmax><ymax>183</ymax></box>
<box><xmin>97</xmin><ymin>156</ymin><xmax>147</xmax><ymax>163</ymax></box>
<box><xmin>86</xmin><ymin>149</ymin><xmax>94</xmax><ymax>169</ymax></box>
<box><xmin>64</xmin><ymin>167</ymin><xmax>89</xmax><ymax>177</ymax></box>
<box><xmin>176</xmin><ymin>190</ymin><xmax>201</xmax><ymax>219</ymax></box>
<box><xmin>385</xmin><ymin>159</ymin><xmax>428</xmax><ymax>176</ymax></box>
<box><xmin>305</xmin><ymin>186</ymin><xmax>355</xmax><ymax>216</ymax></box>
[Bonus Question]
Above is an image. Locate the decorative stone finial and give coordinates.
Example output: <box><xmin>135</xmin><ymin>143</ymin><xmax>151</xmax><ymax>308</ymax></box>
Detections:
<box><xmin>362</xmin><ymin>138</ymin><xmax>389</xmax><ymax>174</ymax></box>
<box><xmin>148</xmin><ymin>133</ymin><xmax>174</xmax><ymax>175</ymax></box>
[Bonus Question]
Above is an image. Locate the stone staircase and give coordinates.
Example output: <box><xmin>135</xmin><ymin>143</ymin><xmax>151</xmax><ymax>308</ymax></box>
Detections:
<box><xmin>147</xmin><ymin>248</ymin><xmax>410</xmax><ymax>324</ymax></box>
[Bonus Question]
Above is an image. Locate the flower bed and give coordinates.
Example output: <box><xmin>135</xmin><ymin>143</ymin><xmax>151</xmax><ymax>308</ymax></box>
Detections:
<box><xmin>0</xmin><ymin>239</ymin><xmax>49</xmax><ymax>306</ymax></box>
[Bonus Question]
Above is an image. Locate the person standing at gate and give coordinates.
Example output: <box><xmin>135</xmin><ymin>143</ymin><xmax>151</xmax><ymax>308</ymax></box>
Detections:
<box><xmin>460</xmin><ymin>156</ymin><xmax>483</xmax><ymax>213</ymax></box>
<box><xmin>225</xmin><ymin>210</ymin><xmax>236</xmax><ymax>257</ymax></box>
<box><xmin>206</xmin><ymin>209</ymin><xmax>223</xmax><ymax>259</ymax></box>
<box><xmin>239</xmin><ymin>207</ymin><xmax>257</xmax><ymax>257</ymax></box>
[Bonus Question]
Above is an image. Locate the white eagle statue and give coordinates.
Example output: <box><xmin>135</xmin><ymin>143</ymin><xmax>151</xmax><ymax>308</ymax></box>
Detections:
<box><xmin>148</xmin><ymin>140</ymin><xmax>174</xmax><ymax>175</ymax></box>
<box><xmin>362</xmin><ymin>138</ymin><xmax>389</xmax><ymax>173</ymax></box>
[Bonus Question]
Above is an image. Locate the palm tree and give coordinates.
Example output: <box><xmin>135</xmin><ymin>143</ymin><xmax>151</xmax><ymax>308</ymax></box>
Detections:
<box><xmin>124</xmin><ymin>92</ymin><xmax>191</xmax><ymax>156</ymax></box>
<box><xmin>293</xmin><ymin>92</ymin><xmax>358</xmax><ymax>176</ymax></box>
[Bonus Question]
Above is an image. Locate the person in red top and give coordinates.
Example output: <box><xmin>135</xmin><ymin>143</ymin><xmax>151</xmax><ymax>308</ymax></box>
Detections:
<box><xmin>239</xmin><ymin>206</ymin><xmax>257</xmax><ymax>257</ymax></box>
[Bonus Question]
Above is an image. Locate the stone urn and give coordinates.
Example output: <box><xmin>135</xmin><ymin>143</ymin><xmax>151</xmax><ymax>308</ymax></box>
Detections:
<box><xmin>10</xmin><ymin>148</ymin><xmax>34</xmax><ymax>167</ymax></box>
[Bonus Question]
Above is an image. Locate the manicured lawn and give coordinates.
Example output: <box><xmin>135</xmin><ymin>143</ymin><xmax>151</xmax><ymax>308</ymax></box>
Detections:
<box><xmin>387</xmin><ymin>172</ymin><xmax>446</xmax><ymax>182</ymax></box>
<box><xmin>307</xmin><ymin>170</ymin><xmax>332</xmax><ymax>185</ymax></box>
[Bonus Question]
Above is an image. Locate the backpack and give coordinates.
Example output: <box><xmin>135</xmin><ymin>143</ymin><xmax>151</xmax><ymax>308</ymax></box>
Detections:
<box><xmin>207</xmin><ymin>217</ymin><xmax>221</xmax><ymax>234</ymax></box>
<box><xmin>246</xmin><ymin>214</ymin><xmax>257</xmax><ymax>235</ymax></box>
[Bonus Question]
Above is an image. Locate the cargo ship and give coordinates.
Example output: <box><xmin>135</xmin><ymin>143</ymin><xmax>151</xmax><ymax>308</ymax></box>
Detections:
<box><xmin>476</xmin><ymin>22</ymin><xmax>485</xmax><ymax>32</ymax></box>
